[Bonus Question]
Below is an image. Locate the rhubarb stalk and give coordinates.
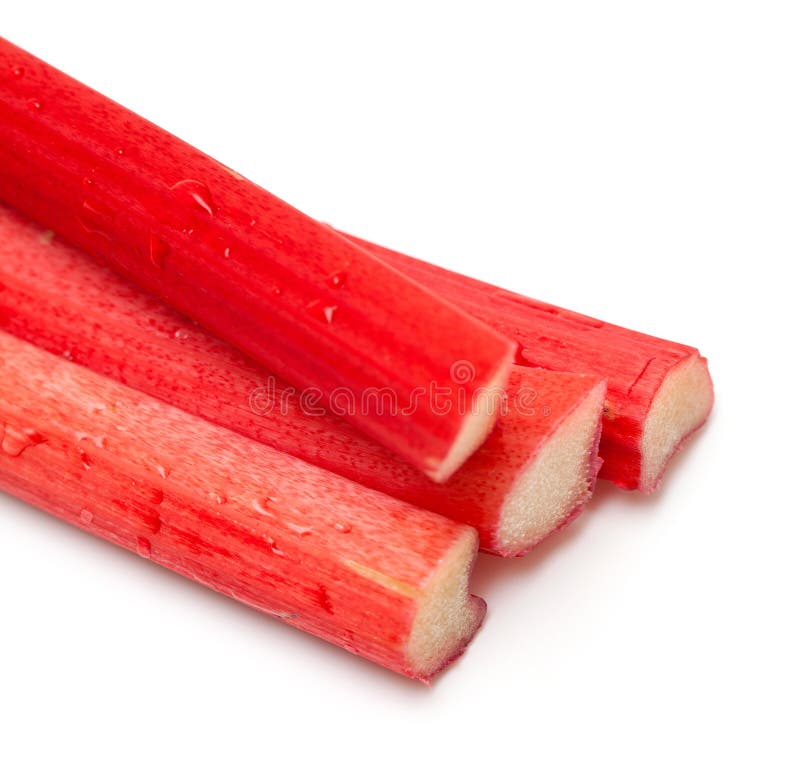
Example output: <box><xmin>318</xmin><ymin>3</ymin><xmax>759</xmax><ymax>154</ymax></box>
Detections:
<box><xmin>0</xmin><ymin>37</ymin><xmax>515</xmax><ymax>482</ymax></box>
<box><xmin>0</xmin><ymin>205</ymin><xmax>606</xmax><ymax>556</ymax></box>
<box><xmin>342</xmin><ymin>234</ymin><xmax>714</xmax><ymax>492</ymax></box>
<box><xmin>0</xmin><ymin>329</ymin><xmax>486</xmax><ymax>680</ymax></box>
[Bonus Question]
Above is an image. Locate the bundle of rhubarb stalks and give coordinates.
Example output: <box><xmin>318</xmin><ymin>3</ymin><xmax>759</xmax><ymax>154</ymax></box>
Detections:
<box><xmin>0</xmin><ymin>39</ymin><xmax>713</xmax><ymax>681</ymax></box>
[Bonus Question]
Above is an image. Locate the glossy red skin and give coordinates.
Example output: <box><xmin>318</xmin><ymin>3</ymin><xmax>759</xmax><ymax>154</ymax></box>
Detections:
<box><xmin>342</xmin><ymin>233</ymin><xmax>712</xmax><ymax>491</ymax></box>
<box><xmin>0</xmin><ymin>205</ymin><xmax>603</xmax><ymax>555</ymax></box>
<box><xmin>0</xmin><ymin>330</ymin><xmax>485</xmax><ymax>680</ymax></box>
<box><xmin>0</xmin><ymin>38</ymin><xmax>514</xmax><ymax>481</ymax></box>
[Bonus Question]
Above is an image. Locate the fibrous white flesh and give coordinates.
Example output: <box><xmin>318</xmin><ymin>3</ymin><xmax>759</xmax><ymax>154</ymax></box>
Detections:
<box><xmin>427</xmin><ymin>354</ymin><xmax>514</xmax><ymax>483</ymax></box>
<box><xmin>497</xmin><ymin>382</ymin><xmax>606</xmax><ymax>556</ymax></box>
<box><xmin>641</xmin><ymin>353</ymin><xmax>714</xmax><ymax>492</ymax></box>
<box><xmin>406</xmin><ymin>531</ymin><xmax>482</xmax><ymax>678</ymax></box>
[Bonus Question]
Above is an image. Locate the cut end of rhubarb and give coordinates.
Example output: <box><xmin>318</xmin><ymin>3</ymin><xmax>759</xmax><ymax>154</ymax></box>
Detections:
<box><xmin>640</xmin><ymin>352</ymin><xmax>714</xmax><ymax>493</ymax></box>
<box><xmin>426</xmin><ymin>354</ymin><xmax>515</xmax><ymax>484</ymax></box>
<box><xmin>496</xmin><ymin>380</ymin><xmax>606</xmax><ymax>556</ymax></box>
<box><xmin>405</xmin><ymin>530</ymin><xmax>485</xmax><ymax>679</ymax></box>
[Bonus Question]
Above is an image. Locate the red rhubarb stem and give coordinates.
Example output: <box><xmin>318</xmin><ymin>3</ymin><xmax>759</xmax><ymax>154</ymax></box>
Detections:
<box><xmin>0</xmin><ymin>205</ymin><xmax>605</xmax><ymax>556</ymax></box>
<box><xmin>0</xmin><ymin>330</ymin><xmax>485</xmax><ymax>680</ymax></box>
<box><xmin>341</xmin><ymin>233</ymin><xmax>714</xmax><ymax>492</ymax></box>
<box><xmin>0</xmin><ymin>37</ymin><xmax>514</xmax><ymax>482</ymax></box>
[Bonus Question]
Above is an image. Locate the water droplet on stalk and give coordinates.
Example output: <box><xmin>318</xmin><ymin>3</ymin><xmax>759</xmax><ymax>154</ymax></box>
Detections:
<box><xmin>219</xmin><ymin>163</ymin><xmax>245</xmax><ymax>181</ymax></box>
<box><xmin>12</xmin><ymin>66</ymin><xmax>24</xmax><ymax>77</ymax></box>
<box><xmin>266</xmin><ymin>610</ymin><xmax>298</xmax><ymax>620</ymax></box>
<box><xmin>334</xmin><ymin>522</ymin><xmax>351</xmax><ymax>534</ymax></box>
<box><xmin>169</xmin><ymin>180</ymin><xmax>216</xmax><ymax>217</ymax></box>
<box><xmin>327</xmin><ymin>271</ymin><xmax>346</xmax><ymax>289</ymax></box>
<box><xmin>315</xmin><ymin>585</ymin><xmax>334</xmax><ymax>614</ymax></box>
<box><xmin>306</xmin><ymin>299</ymin><xmax>337</xmax><ymax>324</ymax></box>
<box><xmin>1</xmin><ymin>426</ymin><xmax>46</xmax><ymax>457</ymax></box>
<box><xmin>77</xmin><ymin>447</ymin><xmax>93</xmax><ymax>470</ymax></box>
<box><xmin>142</xmin><ymin>457</ymin><xmax>170</xmax><ymax>479</ymax></box>
<box><xmin>128</xmin><ymin>479</ymin><xmax>165</xmax><ymax>506</ymax></box>
<box><xmin>252</xmin><ymin>498</ymin><xmax>271</xmax><ymax>516</ymax></box>
<box><xmin>286</xmin><ymin>523</ymin><xmax>313</xmax><ymax>537</ymax></box>
<box><xmin>149</xmin><ymin>235</ymin><xmax>170</xmax><ymax>269</ymax></box>
<box><xmin>142</xmin><ymin>510</ymin><xmax>162</xmax><ymax>534</ymax></box>
<box><xmin>136</xmin><ymin>537</ymin><xmax>152</xmax><ymax>558</ymax></box>
<box><xmin>76</xmin><ymin>432</ymin><xmax>108</xmax><ymax>449</ymax></box>
<box><xmin>26</xmin><ymin>98</ymin><xmax>42</xmax><ymax>110</ymax></box>
<box><xmin>79</xmin><ymin>509</ymin><xmax>94</xmax><ymax>525</ymax></box>
<box><xmin>79</xmin><ymin>199</ymin><xmax>113</xmax><ymax>239</ymax></box>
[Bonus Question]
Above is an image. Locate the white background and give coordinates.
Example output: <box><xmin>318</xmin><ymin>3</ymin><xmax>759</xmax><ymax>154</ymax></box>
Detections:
<box><xmin>2</xmin><ymin>2</ymin><xmax>798</xmax><ymax>773</ymax></box>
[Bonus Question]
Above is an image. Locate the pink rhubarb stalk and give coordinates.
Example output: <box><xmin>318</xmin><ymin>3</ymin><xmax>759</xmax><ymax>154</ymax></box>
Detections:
<box><xmin>0</xmin><ymin>329</ymin><xmax>486</xmax><ymax>680</ymax></box>
<box><xmin>342</xmin><ymin>234</ymin><xmax>714</xmax><ymax>492</ymax></box>
<box><xmin>0</xmin><ymin>37</ymin><xmax>515</xmax><ymax>483</ymax></box>
<box><xmin>0</xmin><ymin>205</ymin><xmax>606</xmax><ymax>556</ymax></box>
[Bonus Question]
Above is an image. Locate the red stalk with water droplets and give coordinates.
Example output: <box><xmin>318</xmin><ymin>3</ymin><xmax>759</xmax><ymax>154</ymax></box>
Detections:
<box><xmin>340</xmin><ymin>234</ymin><xmax>714</xmax><ymax>493</ymax></box>
<box><xmin>0</xmin><ymin>329</ymin><xmax>485</xmax><ymax>681</ymax></box>
<box><xmin>0</xmin><ymin>205</ymin><xmax>606</xmax><ymax>556</ymax></box>
<box><xmin>0</xmin><ymin>38</ymin><xmax>515</xmax><ymax>483</ymax></box>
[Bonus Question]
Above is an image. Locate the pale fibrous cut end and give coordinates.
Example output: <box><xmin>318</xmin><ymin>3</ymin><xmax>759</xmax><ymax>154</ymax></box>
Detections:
<box><xmin>497</xmin><ymin>381</ymin><xmax>606</xmax><ymax>556</ymax></box>
<box><xmin>426</xmin><ymin>353</ymin><xmax>515</xmax><ymax>483</ymax></box>
<box><xmin>405</xmin><ymin>531</ymin><xmax>486</xmax><ymax>680</ymax></box>
<box><xmin>641</xmin><ymin>353</ymin><xmax>714</xmax><ymax>493</ymax></box>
